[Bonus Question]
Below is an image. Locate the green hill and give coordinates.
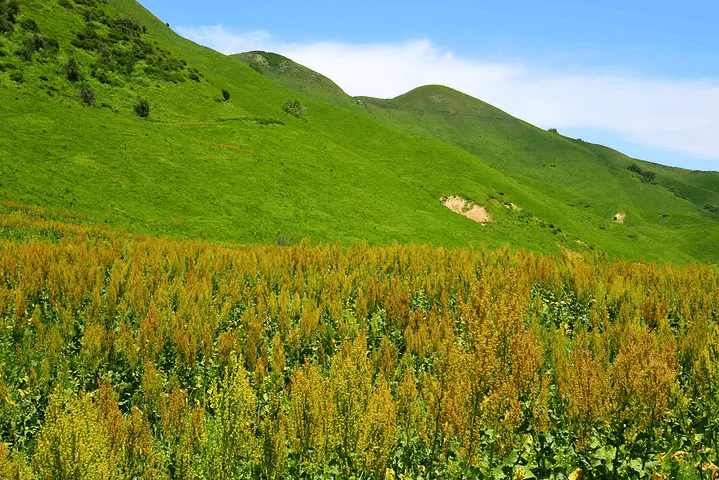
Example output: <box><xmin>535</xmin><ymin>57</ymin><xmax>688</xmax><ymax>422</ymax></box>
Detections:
<box><xmin>0</xmin><ymin>0</ymin><xmax>717</xmax><ymax>263</ymax></box>
<box><xmin>232</xmin><ymin>51</ymin><xmax>367</xmax><ymax>115</ymax></box>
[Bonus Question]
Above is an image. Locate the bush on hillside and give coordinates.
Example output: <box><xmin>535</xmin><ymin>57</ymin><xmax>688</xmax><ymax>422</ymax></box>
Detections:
<box><xmin>78</xmin><ymin>83</ymin><xmax>95</xmax><ymax>106</ymax></box>
<box><xmin>0</xmin><ymin>0</ymin><xmax>20</xmax><ymax>29</ymax></box>
<box><xmin>72</xmin><ymin>13</ymin><xmax>189</xmax><ymax>83</ymax></box>
<box><xmin>627</xmin><ymin>163</ymin><xmax>656</xmax><ymax>183</ymax></box>
<box><xmin>0</xmin><ymin>17</ymin><xmax>12</xmax><ymax>34</ymax></box>
<box><xmin>20</xmin><ymin>18</ymin><xmax>39</xmax><ymax>33</ymax></box>
<box><xmin>135</xmin><ymin>97</ymin><xmax>150</xmax><ymax>118</ymax></box>
<box><xmin>222</xmin><ymin>88</ymin><xmax>230</xmax><ymax>101</ymax></box>
<box><xmin>282</xmin><ymin>98</ymin><xmax>306</xmax><ymax>119</ymax></box>
<box><xmin>63</xmin><ymin>57</ymin><xmax>81</xmax><ymax>81</ymax></box>
<box><xmin>705</xmin><ymin>203</ymin><xmax>719</xmax><ymax>215</ymax></box>
<box><xmin>16</xmin><ymin>34</ymin><xmax>59</xmax><ymax>61</ymax></box>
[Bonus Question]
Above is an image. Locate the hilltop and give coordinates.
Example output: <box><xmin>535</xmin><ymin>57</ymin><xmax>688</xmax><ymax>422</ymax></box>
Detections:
<box><xmin>0</xmin><ymin>0</ymin><xmax>717</xmax><ymax>263</ymax></box>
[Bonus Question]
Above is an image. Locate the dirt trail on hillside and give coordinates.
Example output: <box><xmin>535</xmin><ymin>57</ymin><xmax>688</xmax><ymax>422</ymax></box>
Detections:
<box><xmin>443</xmin><ymin>196</ymin><xmax>493</xmax><ymax>224</ymax></box>
<box><xmin>614</xmin><ymin>212</ymin><xmax>626</xmax><ymax>223</ymax></box>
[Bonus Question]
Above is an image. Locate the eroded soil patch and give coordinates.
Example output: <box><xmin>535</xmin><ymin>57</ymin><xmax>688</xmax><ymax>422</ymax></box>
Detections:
<box><xmin>443</xmin><ymin>196</ymin><xmax>493</xmax><ymax>224</ymax></box>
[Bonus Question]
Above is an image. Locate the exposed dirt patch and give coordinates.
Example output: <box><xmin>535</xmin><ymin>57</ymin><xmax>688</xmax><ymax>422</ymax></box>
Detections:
<box><xmin>442</xmin><ymin>196</ymin><xmax>493</xmax><ymax>224</ymax></box>
<box><xmin>614</xmin><ymin>212</ymin><xmax>626</xmax><ymax>223</ymax></box>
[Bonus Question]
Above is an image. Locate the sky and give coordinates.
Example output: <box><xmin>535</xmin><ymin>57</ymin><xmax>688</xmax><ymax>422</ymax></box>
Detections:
<box><xmin>139</xmin><ymin>0</ymin><xmax>719</xmax><ymax>171</ymax></box>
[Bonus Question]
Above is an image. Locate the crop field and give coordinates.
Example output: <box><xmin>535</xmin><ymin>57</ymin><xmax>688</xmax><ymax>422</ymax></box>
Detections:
<box><xmin>0</xmin><ymin>206</ymin><xmax>718</xmax><ymax>479</ymax></box>
<box><xmin>2</xmin><ymin>1</ymin><xmax>719</xmax><ymax>478</ymax></box>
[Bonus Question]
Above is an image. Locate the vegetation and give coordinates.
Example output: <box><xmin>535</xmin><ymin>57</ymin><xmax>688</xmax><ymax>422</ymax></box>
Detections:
<box><xmin>0</xmin><ymin>0</ymin><xmax>718</xmax><ymax>265</ymax></box>
<box><xmin>628</xmin><ymin>163</ymin><xmax>656</xmax><ymax>183</ymax></box>
<box><xmin>233</xmin><ymin>51</ymin><xmax>369</xmax><ymax>115</ymax></box>
<box><xmin>705</xmin><ymin>203</ymin><xmax>719</xmax><ymax>214</ymax></box>
<box><xmin>1</xmin><ymin>1</ymin><xmax>719</xmax><ymax>478</ymax></box>
<box><xmin>62</xmin><ymin>57</ymin><xmax>81</xmax><ymax>82</ymax></box>
<box><xmin>135</xmin><ymin>97</ymin><xmax>150</xmax><ymax>117</ymax></box>
<box><xmin>282</xmin><ymin>98</ymin><xmax>306</xmax><ymax>119</ymax></box>
<box><xmin>78</xmin><ymin>82</ymin><xmax>95</xmax><ymax>106</ymax></box>
<box><xmin>0</xmin><ymin>207</ymin><xmax>718</xmax><ymax>478</ymax></box>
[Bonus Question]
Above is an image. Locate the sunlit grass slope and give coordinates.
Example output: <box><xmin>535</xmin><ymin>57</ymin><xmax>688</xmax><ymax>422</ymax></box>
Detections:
<box><xmin>236</xmin><ymin>57</ymin><xmax>719</xmax><ymax>262</ymax></box>
<box><xmin>0</xmin><ymin>0</ymin><xmax>717</xmax><ymax>263</ymax></box>
<box><xmin>0</xmin><ymin>0</ymin><xmax>581</xmax><ymax>257</ymax></box>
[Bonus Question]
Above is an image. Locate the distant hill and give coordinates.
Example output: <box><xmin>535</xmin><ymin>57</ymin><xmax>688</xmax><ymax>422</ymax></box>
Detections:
<box><xmin>232</xmin><ymin>51</ymin><xmax>367</xmax><ymax>115</ymax></box>
<box><xmin>0</xmin><ymin>0</ymin><xmax>718</xmax><ymax>263</ymax></box>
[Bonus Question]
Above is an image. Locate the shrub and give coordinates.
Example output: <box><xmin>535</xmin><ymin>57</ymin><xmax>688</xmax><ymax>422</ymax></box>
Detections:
<box><xmin>135</xmin><ymin>97</ymin><xmax>150</xmax><ymax>118</ymax></box>
<box><xmin>78</xmin><ymin>83</ymin><xmax>95</xmax><ymax>106</ymax></box>
<box><xmin>63</xmin><ymin>58</ymin><xmax>81</xmax><ymax>81</ymax></box>
<box><xmin>20</xmin><ymin>18</ymin><xmax>39</xmax><ymax>33</ymax></box>
<box><xmin>15</xmin><ymin>43</ymin><xmax>33</xmax><ymax>61</ymax></box>
<box><xmin>627</xmin><ymin>163</ymin><xmax>656</xmax><ymax>183</ymax></box>
<box><xmin>705</xmin><ymin>203</ymin><xmax>719</xmax><ymax>215</ymax></box>
<box><xmin>0</xmin><ymin>17</ymin><xmax>12</xmax><ymax>34</ymax></box>
<box><xmin>9</xmin><ymin>70</ymin><xmax>22</xmax><ymax>82</ymax></box>
<box><xmin>17</xmin><ymin>34</ymin><xmax>58</xmax><ymax>61</ymax></box>
<box><xmin>0</xmin><ymin>0</ymin><xmax>20</xmax><ymax>24</ymax></box>
<box><xmin>548</xmin><ymin>127</ymin><xmax>558</xmax><ymax>133</ymax></box>
<box><xmin>222</xmin><ymin>88</ymin><xmax>230</xmax><ymax>101</ymax></box>
<box><xmin>282</xmin><ymin>98</ymin><xmax>306</xmax><ymax>119</ymax></box>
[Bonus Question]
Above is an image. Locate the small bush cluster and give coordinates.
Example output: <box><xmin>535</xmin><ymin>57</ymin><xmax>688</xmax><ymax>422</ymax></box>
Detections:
<box><xmin>62</xmin><ymin>57</ymin><xmax>81</xmax><ymax>81</ymax></box>
<box><xmin>222</xmin><ymin>88</ymin><xmax>230</xmax><ymax>101</ymax></box>
<box><xmin>19</xmin><ymin>18</ymin><xmax>39</xmax><ymax>33</ymax></box>
<box><xmin>16</xmin><ymin>33</ymin><xmax>59</xmax><ymax>61</ymax></box>
<box><xmin>627</xmin><ymin>163</ymin><xmax>656</xmax><ymax>183</ymax></box>
<box><xmin>282</xmin><ymin>98</ymin><xmax>306</xmax><ymax>119</ymax></box>
<box><xmin>71</xmin><ymin>10</ymin><xmax>198</xmax><ymax>84</ymax></box>
<box><xmin>78</xmin><ymin>82</ymin><xmax>95</xmax><ymax>106</ymax></box>
<box><xmin>705</xmin><ymin>203</ymin><xmax>719</xmax><ymax>214</ymax></box>
<box><xmin>134</xmin><ymin>97</ymin><xmax>150</xmax><ymax>118</ymax></box>
<box><xmin>0</xmin><ymin>0</ymin><xmax>20</xmax><ymax>34</ymax></box>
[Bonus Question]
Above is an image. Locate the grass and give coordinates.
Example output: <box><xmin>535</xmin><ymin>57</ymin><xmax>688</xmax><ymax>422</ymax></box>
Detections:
<box><xmin>0</xmin><ymin>0</ymin><xmax>717</xmax><ymax>264</ymax></box>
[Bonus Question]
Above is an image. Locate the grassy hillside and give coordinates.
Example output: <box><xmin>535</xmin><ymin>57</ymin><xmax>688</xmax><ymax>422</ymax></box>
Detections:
<box><xmin>229</xmin><ymin>53</ymin><xmax>719</xmax><ymax>262</ymax></box>
<box><xmin>358</xmin><ymin>86</ymin><xmax>719</xmax><ymax>259</ymax></box>
<box><xmin>0</xmin><ymin>1</ymin><xmax>717</xmax><ymax>263</ymax></box>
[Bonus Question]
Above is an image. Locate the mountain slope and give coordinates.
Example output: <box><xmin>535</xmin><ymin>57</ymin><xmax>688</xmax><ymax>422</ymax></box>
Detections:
<box><xmin>0</xmin><ymin>1</ymin><xmax>717</xmax><ymax>263</ymax></box>
<box><xmin>229</xmin><ymin>52</ymin><xmax>719</xmax><ymax>262</ymax></box>
<box><xmin>356</xmin><ymin>85</ymin><xmax>719</xmax><ymax>261</ymax></box>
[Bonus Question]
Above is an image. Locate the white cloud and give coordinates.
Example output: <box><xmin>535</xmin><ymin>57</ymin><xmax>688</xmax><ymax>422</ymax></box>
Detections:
<box><xmin>175</xmin><ymin>25</ymin><xmax>273</xmax><ymax>55</ymax></box>
<box><xmin>177</xmin><ymin>25</ymin><xmax>719</xmax><ymax>169</ymax></box>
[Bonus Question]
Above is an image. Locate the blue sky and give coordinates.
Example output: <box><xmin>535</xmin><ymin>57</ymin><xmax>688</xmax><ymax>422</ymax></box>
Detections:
<box><xmin>140</xmin><ymin>0</ymin><xmax>719</xmax><ymax>171</ymax></box>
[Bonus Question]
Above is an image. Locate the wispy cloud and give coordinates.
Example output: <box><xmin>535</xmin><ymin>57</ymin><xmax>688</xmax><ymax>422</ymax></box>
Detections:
<box><xmin>176</xmin><ymin>25</ymin><xmax>719</xmax><ymax>169</ymax></box>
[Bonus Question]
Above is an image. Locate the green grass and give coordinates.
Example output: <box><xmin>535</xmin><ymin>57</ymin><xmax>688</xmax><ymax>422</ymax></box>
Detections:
<box><xmin>0</xmin><ymin>0</ymin><xmax>717</xmax><ymax>264</ymax></box>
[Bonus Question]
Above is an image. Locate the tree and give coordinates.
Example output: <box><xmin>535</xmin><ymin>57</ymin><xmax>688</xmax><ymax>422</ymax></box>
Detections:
<box><xmin>222</xmin><ymin>88</ymin><xmax>230</xmax><ymax>101</ymax></box>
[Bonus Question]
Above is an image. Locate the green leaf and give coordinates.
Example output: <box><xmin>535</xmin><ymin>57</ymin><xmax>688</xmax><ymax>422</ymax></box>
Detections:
<box><xmin>628</xmin><ymin>458</ymin><xmax>644</xmax><ymax>474</ymax></box>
